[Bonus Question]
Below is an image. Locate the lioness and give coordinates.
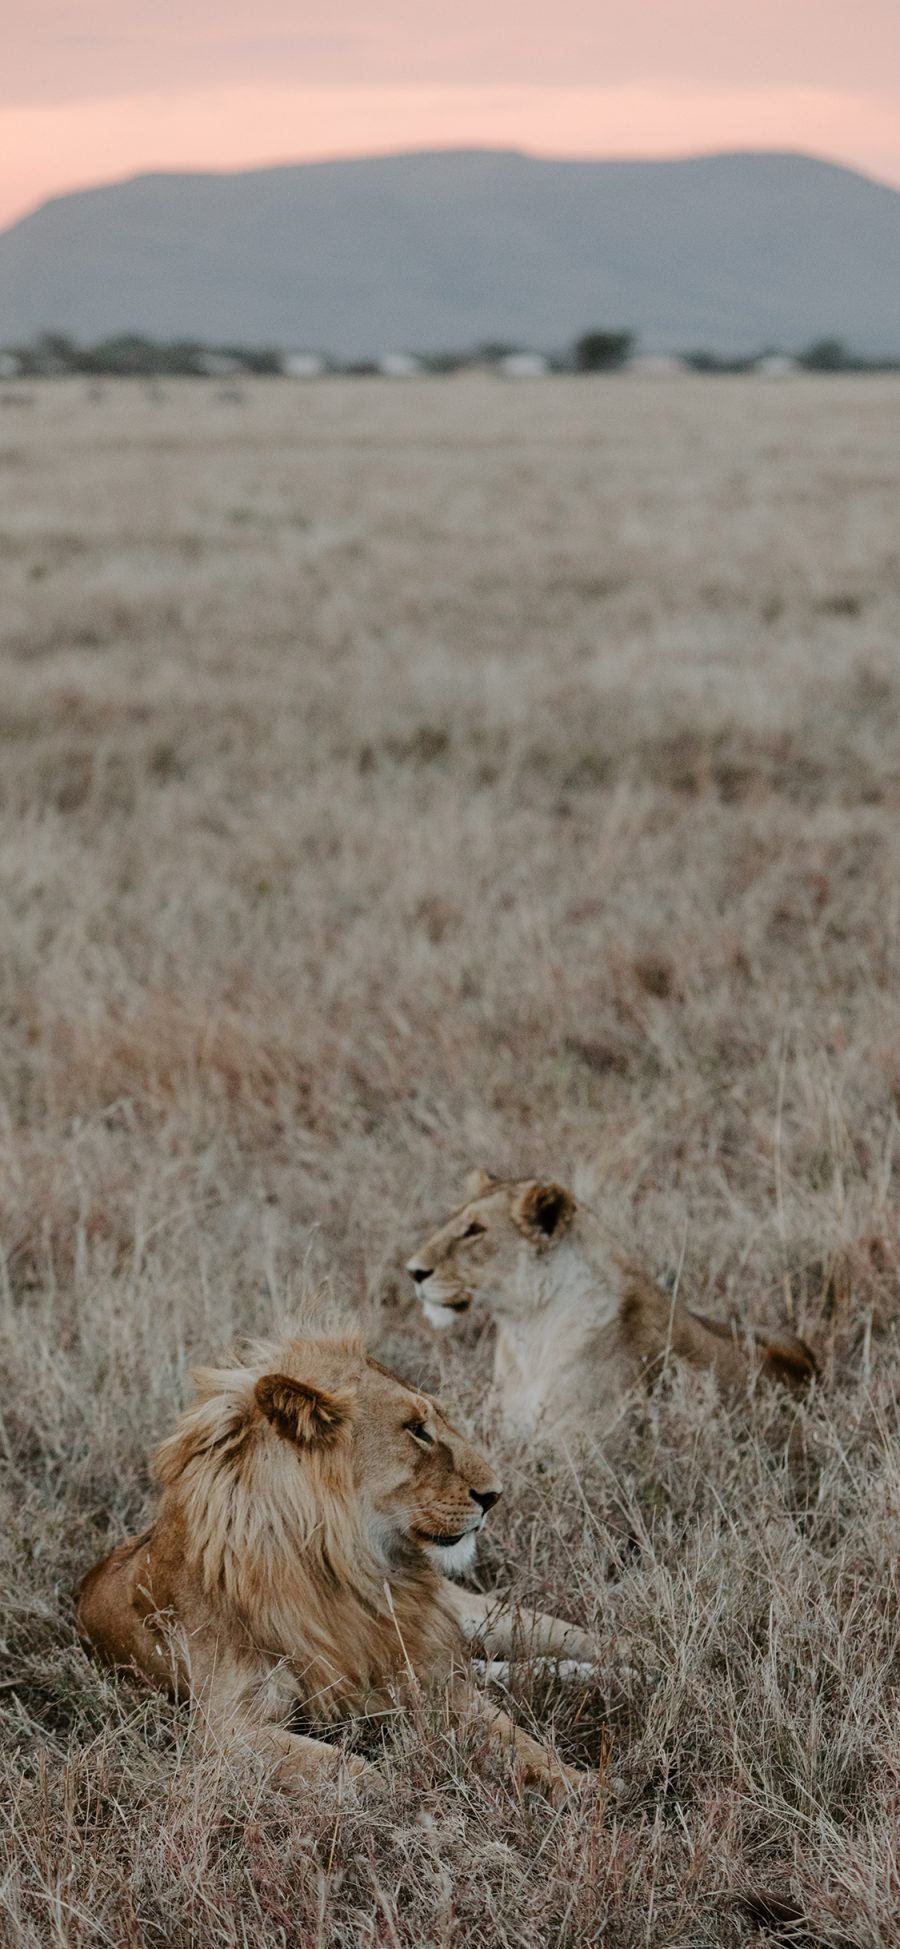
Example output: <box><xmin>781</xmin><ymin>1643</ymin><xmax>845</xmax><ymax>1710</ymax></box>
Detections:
<box><xmin>77</xmin><ymin>1328</ymin><xmax>595</xmax><ymax>1799</ymax></box>
<box><xmin>408</xmin><ymin>1173</ymin><xmax>816</xmax><ymax>1446</ymax></box>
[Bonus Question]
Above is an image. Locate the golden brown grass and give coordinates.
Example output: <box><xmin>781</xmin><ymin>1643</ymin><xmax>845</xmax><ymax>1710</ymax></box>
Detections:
<box><xmin>3</xmin><ymin>373</ymin><xmax>900</xmax><ymax>1945</ymax></box>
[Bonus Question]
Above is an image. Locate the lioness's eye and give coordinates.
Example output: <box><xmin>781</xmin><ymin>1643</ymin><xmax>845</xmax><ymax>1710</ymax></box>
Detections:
<box><xmin>406</xmin><ymin>1420</ymin><xmax>433</xmax><ymax>1445</ymax></box>
<box><xmin>461</xmin><ymin>1222</ymin><xmax>485</xmax><ymax>1239</ymax></box>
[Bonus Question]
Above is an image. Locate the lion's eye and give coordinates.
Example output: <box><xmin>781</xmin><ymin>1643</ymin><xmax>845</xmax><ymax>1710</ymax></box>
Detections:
<box><xmin>406</xmin><ymin>1420</ymin><xmax>433</xmax><ymax>1446</ymax></box>
<box><xmin>461</xmin><ymin>1222</ymin><xmax>485</xmax><ymax>1240</ymax></box>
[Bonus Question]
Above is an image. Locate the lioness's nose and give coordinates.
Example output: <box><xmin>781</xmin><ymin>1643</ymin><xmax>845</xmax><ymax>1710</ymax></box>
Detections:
<box><xmin>471</xmin><ymin>1487</ymin><xmax>501</xmax><ymax>1513</ymax></box>
<box><xmin>408</xmin><ymin>1263</ymin><xmax>432</xmax><ymax>1285</ymax></box>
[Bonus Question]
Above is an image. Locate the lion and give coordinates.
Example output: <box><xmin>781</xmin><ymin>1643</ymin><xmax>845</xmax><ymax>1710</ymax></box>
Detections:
<box><xmin>76</xmin><ymin>1327</ymin><xmax>597</xmax><ymax>1800</ymax></box>
<box><xmin>407</xmin><ymin>1173</ymin><xmax>817</xmax><ymax>1447</ymax></box>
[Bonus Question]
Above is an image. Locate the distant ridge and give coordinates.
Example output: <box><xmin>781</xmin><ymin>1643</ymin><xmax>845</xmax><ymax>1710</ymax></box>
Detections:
<box><xmin>1</xmin><ymin>148</ymin><xmax>899</xmax><ymax>357</ymax></box>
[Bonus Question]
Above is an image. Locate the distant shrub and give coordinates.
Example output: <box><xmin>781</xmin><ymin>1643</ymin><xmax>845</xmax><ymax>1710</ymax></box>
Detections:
<box><xmin>573</xmin><ymin>330</ymin><xmax>634</xmax><ymax>371</ymax></box>
<box><xmin>7</xmin><ymin>331</ymin><xmax>79</xmax><ymax>376</ymax></box>
<box><xmin>405</xmin><ymin>348</ymin><xmax>473</xmax><ymax>374</ymax></box>
<box><xmin>80</xmin><ymin>335</ymin><xmax>173</xmax><ymax>376</ymax></box>
<box><xmin>681</xmin><ymin>350</ymin><xmax>758</xmax><ymax>374</ymax></box>
<box><xmin>798</xmin><ymin>337</ymin><xmax>852</xmax><ymax>371</ymax></box>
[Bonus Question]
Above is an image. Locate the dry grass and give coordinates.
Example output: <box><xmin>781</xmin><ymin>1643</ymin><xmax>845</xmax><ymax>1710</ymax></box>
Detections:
<box><xmin>3</xmin><ymin>373</ymin><xmax>900</xmax><ymax>1946</ymax></box>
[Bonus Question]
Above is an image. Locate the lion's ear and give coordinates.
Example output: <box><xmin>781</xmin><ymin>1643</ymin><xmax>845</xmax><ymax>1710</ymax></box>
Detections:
<box><xmin>254</xmin><ymin>1373</ymin><xmax>354</xmax><ymax>1447</ymax></box>
<box><xmin>758</xmin><ymin>1333</ymin><xmax>818</xmax><ymax>1390</ymax></box>
<box><xmin>511</xmin><ymin>1180</ymin><xmax>576</xmax><ymax>1249</ymax></box>
<box><xmin>465</xmin><ymin>1169</ymin><xmax>497</xmax><ymax>1200</ymax></box>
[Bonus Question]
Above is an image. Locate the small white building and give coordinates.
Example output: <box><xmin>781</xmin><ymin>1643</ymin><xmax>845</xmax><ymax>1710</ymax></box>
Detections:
<box><xmin>282</xmin><ymin>352</ymin><xmax>326</xmax><ymax>379</ymax></box>
<box><xmin>754</xmin><ymin>354</ymin><xmax>797</xmax><ymax>379</ymax></box>
<box><xmin>497</xmin><ymin>352</ymin><xmax>550</xmax><ymax>379</ymax></box>
<box><xmin>378</xmin><ymin>352</ymin><xmax>423</xmax><ymax>378</ymax></box>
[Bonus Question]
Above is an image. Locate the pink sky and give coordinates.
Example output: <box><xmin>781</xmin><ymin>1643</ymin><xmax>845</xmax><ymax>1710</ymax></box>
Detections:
<box><xmin>3</xmin><ymin>1</ymin><xmax>900</xmax><ymax>229</ymax></box>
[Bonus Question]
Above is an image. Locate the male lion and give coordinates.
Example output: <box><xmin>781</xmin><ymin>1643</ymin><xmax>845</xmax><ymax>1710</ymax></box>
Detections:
<box><xmin>77</xmin><ymin>1327</ymin><xmax>596</xmax><ymax>1799</ymax></box>
<box><xmin>407</xmin><ymin>1173</ymin><xmax>816</xmax><ymax>1447</ymax></box>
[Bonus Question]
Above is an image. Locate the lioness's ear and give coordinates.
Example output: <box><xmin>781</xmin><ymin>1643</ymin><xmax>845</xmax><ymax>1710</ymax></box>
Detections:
<box><xmin>255</xmin><ymin>1373</ymin><xmax>354</xmax><ymax>1446</ymax></box>
<box><xmin>758</xmin><ymin>1333</ymin><xmax>818</xmax><ymax>1390</ymax></box>
<box><xmin>511</xmin><ymin>1180</ymin><xmax>576</xmax><ymax>1249</ymax></box>
<box><xmin>465</xmin><ymin>1169</ymin><xmax>497</xmax><ymax>1199</ymax></box>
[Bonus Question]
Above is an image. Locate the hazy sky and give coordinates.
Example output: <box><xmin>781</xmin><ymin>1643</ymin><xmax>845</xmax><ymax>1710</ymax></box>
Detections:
<box><xmin>4</xmin><ymin>1</ymin><xmax>900</xmax><ymax>226</ymax></box>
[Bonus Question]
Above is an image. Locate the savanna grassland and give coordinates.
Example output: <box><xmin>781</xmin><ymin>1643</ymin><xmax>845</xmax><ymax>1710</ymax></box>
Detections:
<box><xmin>2</xmin><ymin>373</ymin><xmax>900</xmax><ymax>1947</ymax></box>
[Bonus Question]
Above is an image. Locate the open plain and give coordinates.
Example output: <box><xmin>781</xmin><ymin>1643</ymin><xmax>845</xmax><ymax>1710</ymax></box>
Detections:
<box><xmin>2</xmin><ymin>373</ymin><xmax>900</xmax><ymax>1945</ymax></box>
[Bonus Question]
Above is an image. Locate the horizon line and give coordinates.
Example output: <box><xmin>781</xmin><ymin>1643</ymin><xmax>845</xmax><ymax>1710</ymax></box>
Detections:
<box><xmin>6</xmin><ymin>139</ymin><xmax>898</xmax><ymax>231</ymax></box>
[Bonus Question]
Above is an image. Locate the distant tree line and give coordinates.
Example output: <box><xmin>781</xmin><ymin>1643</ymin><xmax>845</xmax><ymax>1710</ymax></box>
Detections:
<box><xmin>683</xmin><ymin>338</ymin><xmax>900</xmax><ymax>373</ymax></box>
<box><xmin>2</xmin><ymin>328</ymin><xmax>898</xmax><ymax>380</ymax></box>
<box><xmin>3</xmin><ymin>332</ymin><xmax>283</xmax><ymax>378</ymax></box>
<box><xmin>1</xmin><ymin>329</ymin><xmax>636</xmax><ymax>377</ymax></box>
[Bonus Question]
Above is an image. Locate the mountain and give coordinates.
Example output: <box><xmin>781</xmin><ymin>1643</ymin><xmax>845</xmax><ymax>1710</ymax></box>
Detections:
<box><xmin>1</xmin><ymin>148</ymin><xmax>899</xmax><ymax>357</ymax></box>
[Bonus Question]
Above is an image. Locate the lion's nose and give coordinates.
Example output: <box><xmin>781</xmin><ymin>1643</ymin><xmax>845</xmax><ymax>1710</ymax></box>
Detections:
<box><xmin>470</xmin><ymin>1487</ymin><xmax>500</xmax><ymax>1513</ymax></box>
<box><xmin>408</xmin><ymin>1264</ymin><xmax>432</xmax><ymax>1285</ymax></box>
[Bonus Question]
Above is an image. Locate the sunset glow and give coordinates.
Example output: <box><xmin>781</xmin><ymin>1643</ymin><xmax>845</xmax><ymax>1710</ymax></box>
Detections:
<box><xmin>3</xmin><ymin>2</ymin><xmax>899</xmax><ymax>229</ymax></box>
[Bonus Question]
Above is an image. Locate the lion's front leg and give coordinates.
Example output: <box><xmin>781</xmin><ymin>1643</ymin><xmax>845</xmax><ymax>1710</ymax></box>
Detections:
<box><xmin>464</xmin><ymin>1690</ymin><xmax>593</xmax><ymax>1806</ymax></box>
<box><xmin>189</xmin><ymin>1645</ymin><xmax>377</xmax><ymax>1797</ymax></box>
<box><xmin>441</xmin><ymin>1582</ymin><xmax>598</xmax><ymax>1664</ymax></box>
<box><xmin>226</xmin><ymin>1714</ymin><xmax>375</xmax><ymax>1794</ymax></box>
